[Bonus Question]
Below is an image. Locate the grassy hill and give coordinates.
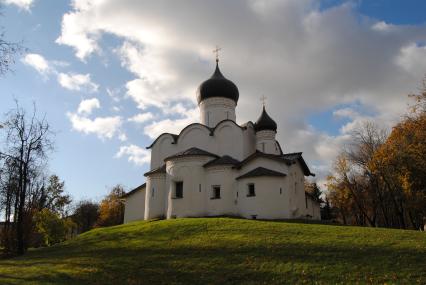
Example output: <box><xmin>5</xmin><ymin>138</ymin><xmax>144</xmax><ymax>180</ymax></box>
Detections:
<box><xmin>0</xmin><ymin>218</ymin><xmax>425</xmax><ymax>284</ymax></box>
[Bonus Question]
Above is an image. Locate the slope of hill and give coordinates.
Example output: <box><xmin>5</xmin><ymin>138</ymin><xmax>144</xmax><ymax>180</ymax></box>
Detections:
<box><xmin>0</xmin><ymin>218</ymin><xmax>425</xmax><ymax>284</ymax></box>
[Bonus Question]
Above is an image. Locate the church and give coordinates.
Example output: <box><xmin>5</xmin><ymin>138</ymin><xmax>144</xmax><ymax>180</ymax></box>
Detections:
<box><xmin>123</xmin><ymin>57</ymin><xmax>321</xmax><ymax>222</ymax></box>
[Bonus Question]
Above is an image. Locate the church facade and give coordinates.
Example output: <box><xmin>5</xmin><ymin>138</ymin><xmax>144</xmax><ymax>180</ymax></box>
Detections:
<box><xmin>123</xmin><ymin>60</ymin><xmax>320</xmax><ymax>222</ymax></box>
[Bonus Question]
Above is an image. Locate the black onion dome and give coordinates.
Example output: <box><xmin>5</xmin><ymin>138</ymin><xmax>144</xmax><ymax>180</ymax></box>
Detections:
<box><xmin>196</xmin><ymin>62</ymin><xmax>239</xmax><ymax>104</ymax></box>
<box><xmin>254</xmin><ymin>106</ymin><xmax>278</xmax><ymax>132</ymax></box>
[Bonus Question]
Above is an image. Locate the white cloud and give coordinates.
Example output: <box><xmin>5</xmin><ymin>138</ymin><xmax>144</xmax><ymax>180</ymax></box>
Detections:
<box><xmin>58</xmin><ymin>72</ymin><xmax>99</xmax><ymax>93</ymax></box>
<box><xmin>395</xmin><ymin>43</ymin><xmax>426</xmax><ymax>76</ymax></box>
<box><xmin>118</xmin><ymin>133</ymin><xmax>128</xmax><ymax>142</ymax></box>
<box><xmin>67</xmin><ymin>112</ymin><xmax>123</xmax><ymax>140</ymax></box>
<box><xmin>143</xmin><ymin>107</ymin><xmax>198</xmax><ymax>139</ymax></box>
<box><xmin>2</xmin><ymin>0</ymin><xmax>34</xmax><ymax>11</ymax></box>
<box><xmin>332</xmin><ymin>107</ymin><xmax>359</xmax><ymax>119</ymax></box>
<box><xmin>77</xmin><ymin>98</ymin><xmax>100</xmax><ymax>115</ymax></box>
<box><xmin>116</xmin><ymin>144</ymin><xmax>150</xmax><ymax>166</ymax></box>
<box><xmin>128</xmin><ymin>112</ymin><xmax>154</xmax><ymax>124</ymax></box>
<box><xmin>106</xmin><ymin>88</ymin><xmax>122</xmax><ymax>102</ymax></box>
<box><xmin>57</xmin><ymin>0</ymin><xmax>426</xmax><ymax>181</ymax></box>
<box><xmin>21</xmin><ymin>53</ymin><xmax>50</xmax><ymax>74</ymax></box>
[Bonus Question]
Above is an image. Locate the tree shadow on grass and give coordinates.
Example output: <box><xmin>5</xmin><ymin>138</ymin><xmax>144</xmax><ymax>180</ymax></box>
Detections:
<box><xmin>1</xmin><ymin>236</ymin><xmax>425</xmax><ymax>285</ymax></box>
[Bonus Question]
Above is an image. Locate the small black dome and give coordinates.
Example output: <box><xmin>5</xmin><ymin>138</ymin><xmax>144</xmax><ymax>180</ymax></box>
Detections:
<box><xmin>254</xmin><ymin>106</ymin><xmax>277</xmax><ymax>132</ymax></box>
<box><xmin>196</xmin><ymin>62</ymin><xmax>239</xmax><ymax>104</ymax></box>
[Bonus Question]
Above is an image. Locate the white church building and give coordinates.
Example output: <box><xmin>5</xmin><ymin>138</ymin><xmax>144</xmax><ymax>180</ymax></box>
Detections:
<box><xmin>123</xmin><ymin>59</ymin><xmax>321</xmax><ymax>222</ymax></box>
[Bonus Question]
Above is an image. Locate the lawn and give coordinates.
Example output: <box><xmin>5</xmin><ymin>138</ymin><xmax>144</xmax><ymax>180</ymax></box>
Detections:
<box><xmin>0</xmin><ymin>218</ymin><xmax>425</xmax><ymax>284</ymax></box>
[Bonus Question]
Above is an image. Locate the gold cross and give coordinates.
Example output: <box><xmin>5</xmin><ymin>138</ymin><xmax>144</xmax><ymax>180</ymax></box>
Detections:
<box><xmin>260</xmin><ymin>95</ymin><xmax>267</xmax><ymax>107</ymax></box>
<box><xmin>213</xmin><ymin>45</ymin><xmax>221</xmax><ymax>62</ymax></box>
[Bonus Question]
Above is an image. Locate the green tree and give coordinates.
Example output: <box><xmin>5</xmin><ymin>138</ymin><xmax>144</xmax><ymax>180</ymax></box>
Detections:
<box><xmin>34</xmin><ymin>208</ymin><xmax>75</xmax><ymax>246</ymax></box>
<box><xmin>72</xmin><ymin>200</ymin><xmax>99</xmax><ymax>233</ymax></box>
<box><xmin>35</xmin><ymin>175</ymin><xmax>71</xmax><ymax>217</ymax></box>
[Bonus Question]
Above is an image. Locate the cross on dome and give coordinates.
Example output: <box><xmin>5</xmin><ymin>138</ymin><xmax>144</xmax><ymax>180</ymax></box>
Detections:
<box><xmin>260</xmin><ymin>95</ymin><xmax>267</xmax><ymax>107</ymax></box>
<box><xmin>213</xmin><ymin>45</ymin><xmax>222</xmax><ymax>63</ymax></box>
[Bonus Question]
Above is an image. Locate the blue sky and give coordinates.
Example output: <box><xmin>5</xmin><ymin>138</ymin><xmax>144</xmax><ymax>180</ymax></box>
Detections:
<box><xmin>1</xmin><ymin>0</ymin><xmax>426</xmax><ymax>201</ymax></box>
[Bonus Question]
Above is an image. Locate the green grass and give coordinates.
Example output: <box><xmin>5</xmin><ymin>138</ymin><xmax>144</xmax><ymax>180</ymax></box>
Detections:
<box><xmin>0</xmin><ymin>218</ymin><xmax>425</xmax><ymax>284</ymax></box>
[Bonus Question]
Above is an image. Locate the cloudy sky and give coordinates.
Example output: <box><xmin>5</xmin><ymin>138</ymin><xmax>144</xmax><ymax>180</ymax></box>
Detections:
<box><xmin>1</xmin><ymin>0</ymin><xmax>426</xmax><ymax>200</ymax></box>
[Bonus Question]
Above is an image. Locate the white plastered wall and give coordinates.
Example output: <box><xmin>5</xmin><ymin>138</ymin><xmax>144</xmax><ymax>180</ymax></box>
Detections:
<box><xmin>205</xmin><ymin>166</ymin><xmax>238</xmax><ymax>216</ymax></box>
<box><xmin>255</xmin><ymin>130</ymin><xmax>280</xmax><ymax>155</ymax></box>
<box><xmin>236</xmin><ymin>176</ymin><xmax>290</xmax><ymax>219</ymax></box>
<box><xmin>144</xmin><ymin>174</ymin><xmax>167</xmax><ymax>220</ymax></box>
<box><xmin>123</xmin><ymin>188</ymin><xmax>146</xmax><ymax>223</ymax></box>
<box><xmin>150</xmin><ymin>121</ymin><xmax>256</xmax><ymax>169</ymax></box>
<box><xmin>199</xmin><ymin>97</ymin><xmax>236</xmax><ymax>127</ymax></box>
<box><xmin>166</xmin><ymin>157</ymin><xmax>211</xmax><ymax>218</ymax></box>
<box><xmin>304</xmin><ymin>196</ymin><xmax>321</xmax><ymax>220</ymax></box>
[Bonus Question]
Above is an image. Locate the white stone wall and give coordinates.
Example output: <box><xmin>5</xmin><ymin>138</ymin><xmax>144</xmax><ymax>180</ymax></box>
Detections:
<box><xmin>286</xmin><ymin>163</ymin><xmax>307</xmax><ymax>218</ymax></box>
<box><xmin>205</xmin><ymin>166</ymin><xmax>238</xmax><ymax>216</ymax></box>
<box><xmin>255</xmin><ymin>130</ymin><xmax>280</xmax><ymax>155</ymax></box>
<box><xmin>144</xmin><ymin>174</ymin><xmax>167</xmax><ymax>220</ymax></box>
<box><xmin>303</xmin><ymin>195</ymin><xmax>321</xmax><ymax>220</ymax></box>
<box><xmin>149</xmin><ymin>121</ymin><xmax>256</xmax><ymax>169</ymax></box>
<box><xmin>236</xmin><ymin>176</ymin><xmax>290</xmax><ymax>219</ymax></box>
<box><xmin>123</xmin><ymin>188</ymin><xmax>146</xmax><ymax>223</ymax></box>
<box><xmin>199</xmin><ymin>97</ymin><xmax>236</xmax><ymax>127</ymax></box>
<box><xmin>166</xmin><ymin>157</ymin><xmax>211</xmax><ymax>218</ymax></box>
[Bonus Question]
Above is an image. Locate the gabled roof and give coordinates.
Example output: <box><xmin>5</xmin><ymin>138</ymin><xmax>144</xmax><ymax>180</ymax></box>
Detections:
<box><xmin>164</xmin><ymin>147</ymin><xmax>219</xmax><ymax>161</ymax></box>
<box><xmin>282</xmin><ymin>152</ymin><xmax>315</xmax><ymax>177</ymax></box>
<box><xmin>234</xmin><ymin>150</ymin><xmax>315</xmax><ymax>177</ymax></box>
<box><xmin>122</xmin><ymin>183</ymin><xmax>146</xmax><ymax>198</ymax></box>
<box><xmin>203</xmin><ymin>155</ymin><xmax>240</xmax><ymax>168</ymax></box>
<box><xmin>144</xmin><ymin>164</ymin><xmax>166</xmax><ymax>177</ymax></box>
<box><xmin>236</xmin><ymin>167</ymin><xmax>286</xmax><ymax>180</ymax></box>
<box><xmin>233</xmin><ymin>150</ymin><xmax>292</xmax><ymax>169</ymax></box>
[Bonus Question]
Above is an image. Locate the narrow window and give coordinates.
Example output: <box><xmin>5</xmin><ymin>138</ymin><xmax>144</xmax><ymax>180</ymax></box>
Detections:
<box><xmin>247</xmin><ymin>183</ymin><xmax>255</xmax><ymax>197</ymax></box>
<box><xmin>280</xmin><ymin>188</ymin><xmax>282</xmax><ymax>195</ymax></box>
<box><xmin>261</xmin><ymin>142</ymin><xmax>265</xmax><ymax>152</ymax></box>
<box><xmin>175</xmin><ymin>181</ymin><xmax>183</xmax><ymax>198</ymax></box>
<box><xmin>199</xmin><ymin>184</ymin><xmax>202</xmax><ymax>192</ymax></box>
<box><xmin>151</xmin><ymin>188</ymin><xmax>155</xmax><ymax>198</ymax></box>
<box><xmin>207</xmin><ymin>111</ymin><xmax>210</xmax><ymax>126</ymax></box>
<box><xmin>305</xmin><ymin>195</ymin><xmax>308</xmax><ymax>209</ymax></box>
<box><xmin>211</xmin><ymin>185</ymin><xmax>221</xmax><ymax>199</ymax></box>
<box><xmin>236</xmin><ymin>191</ymin><xmax>239</xmax><ymax>197</ymax></box>
<box><xmin>294</xmin><ymin>182</ymin><xmax>297</xmax><ymax>193</ymax></box>
<box><xmin>226</xmin><ymin>111</ymin><xmax>229</xmax><ymax>120</ymax></box>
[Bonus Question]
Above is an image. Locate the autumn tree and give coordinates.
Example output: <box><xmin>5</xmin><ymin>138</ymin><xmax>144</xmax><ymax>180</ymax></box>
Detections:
<box><xmin>327</xmin><ymin>76</ymin><xmax>426</xmax><ymax>230</ymax></box>
<box><xmin>96</xmin><ymin>185</ymin><xmax>126</xmax><ymax>227</ymax></box>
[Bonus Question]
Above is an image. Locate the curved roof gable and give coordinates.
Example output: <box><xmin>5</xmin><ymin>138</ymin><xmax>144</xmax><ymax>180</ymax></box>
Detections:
<box><xmin>146</xmin><ymin>120</ymin><xmax>253</xmax><ymax>149</ymax></box>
